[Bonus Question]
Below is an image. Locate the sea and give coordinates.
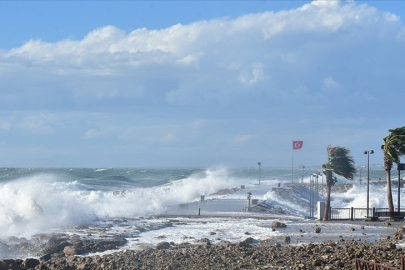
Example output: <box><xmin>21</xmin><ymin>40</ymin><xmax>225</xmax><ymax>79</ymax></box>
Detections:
<box><xmin>0</xmin><ymin>166</ymin><xmax>399</xmax><ymax>259</ymax></box>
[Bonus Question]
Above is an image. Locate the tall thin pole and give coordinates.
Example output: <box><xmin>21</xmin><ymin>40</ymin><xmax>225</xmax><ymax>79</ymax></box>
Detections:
<box><xmin>364</xmin><ymin>150</ymin><xmax>374</xmax><ymax>217</ymax></box>
<box><xmin>292</xmin><ymin>146</ymin><xmax>294</xmax><ymax>183</ymax></box>
<box><xmin>302</xmin><ymin>166</ymin><xmax>305</xmax><ymax>183</ymax></box>
<box><xmin>360</xmin><ymin>169</ymin><xmax>362</xmax><ymax>186</ymax></box>
<box><xmin>258</xmin><ymin>162</ymin><xmax>261</xmax><ymax>185</ymax></box>
<box><xmin>398</xmin><ymin>168</ymin><xmax>401</xmax><ymax>213</ymax></box>
<box><xmin>367</xmin><ymin>153</ymin><xmax>370</xmax><ymax>217</ymax></box>
<box><xmin>309</xmin><ymin>174</ymin><xmax>312</xmax><ymax>218</ymax></box>
<box><xmin>321</xmin><ymin>173</ymin><xmax>324</xmax><ymax>196</ymax></box>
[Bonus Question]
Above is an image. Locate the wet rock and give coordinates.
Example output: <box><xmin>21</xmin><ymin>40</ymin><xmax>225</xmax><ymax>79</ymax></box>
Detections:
<box><xmin>156</xmin><ymin>242</ymin><xmax>171</xmax><ymax>250</ymax></box>
<box><xmin>384</xmin><ymin>222</ymin><xmax>391</xmax><ymax>226</ymax></box>
<box><xmin>272</xmin><ymin>221</ymin><xmax>287</xmax><ymax>228</ymax></box>
<box><xmin>346</xmin><ymin>227</ymin><xmax>355</xmax><ymax>231</ymax></box>
<box><xmin>22</xmin><ymin>258</ymin><xmax>40</xmax><ymax>268</ymax></box>
<box><xmin>314</xmin><ymin>227</ymin><xmax>321</xmax><ymax>233</ymax></box>
<box><xmin>63</xmin><ymin>245</ymin><xmax>85</xmax><ymax>255</ymax></box>
<box><xmin>39</xmin><ymin>254</ymin><xmax>52</xmax><ymax>261</ymax></box>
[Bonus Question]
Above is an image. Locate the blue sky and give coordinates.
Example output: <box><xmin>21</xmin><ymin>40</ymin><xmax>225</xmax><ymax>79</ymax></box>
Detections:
<box><xmin>0</xmin><ymin>0</ymin><xmax>404</xmax><ymax>169</ymax></box>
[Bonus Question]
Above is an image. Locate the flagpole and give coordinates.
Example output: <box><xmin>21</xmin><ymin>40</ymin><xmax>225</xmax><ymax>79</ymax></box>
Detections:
<box><xmin>292</xmin><ymin>141</ymin><xmax>294</xmax><ymax>183</ymax></box>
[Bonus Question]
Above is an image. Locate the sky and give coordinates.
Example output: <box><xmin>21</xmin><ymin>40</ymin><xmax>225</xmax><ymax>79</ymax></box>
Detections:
<box><xmin>0</xmin><ymin>0</ymin><xmax>405</xmax><ymax>168</ymax></box>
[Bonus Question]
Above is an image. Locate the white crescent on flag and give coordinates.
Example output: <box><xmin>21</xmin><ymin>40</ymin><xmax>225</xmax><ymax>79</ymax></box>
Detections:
<box><xmin>293</xmin><ymin>141</ymin><xmax>303</xmax><ymax>150</ymax></box>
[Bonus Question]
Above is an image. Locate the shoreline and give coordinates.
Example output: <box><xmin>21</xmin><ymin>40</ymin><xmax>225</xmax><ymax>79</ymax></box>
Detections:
<box><xmin>1</xmin><ymin>219</ymin><xmax>405</xmax><ymax>270</ymax></box>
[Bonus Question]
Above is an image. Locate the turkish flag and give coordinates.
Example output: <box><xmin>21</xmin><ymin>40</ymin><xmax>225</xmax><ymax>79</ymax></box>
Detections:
<box><xmin>293</xmin><ymin>141</ymin><xmax>303</xmax><ymax>150</ymax></box>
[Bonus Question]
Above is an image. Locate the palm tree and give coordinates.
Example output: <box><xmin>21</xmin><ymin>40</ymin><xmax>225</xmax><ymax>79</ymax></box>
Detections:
<box><xmin>322</xmin><ymin>147</ymin><xmax>356</xmax><ymax>221</ymax></box>
<box><xmin>381</xmin><ymin>126</ymin><xmax>405</xmax><ymax>219</ymax></box>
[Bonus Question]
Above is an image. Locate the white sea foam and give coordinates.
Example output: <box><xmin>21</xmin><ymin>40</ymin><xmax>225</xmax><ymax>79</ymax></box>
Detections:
<box><xmin>0</xmin><ymin>167</ymin><xmax>401</xmax><ymax>260</ymax></box>
<box><xmin>0</xmin><ymin>168</ymin><xmax>237</xmax><ymax>238</ymax></box>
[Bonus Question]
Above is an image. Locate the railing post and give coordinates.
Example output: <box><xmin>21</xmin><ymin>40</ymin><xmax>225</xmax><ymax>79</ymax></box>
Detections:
<box><xmin>351</xmin><ymin>207</ymin><xmax>354</xmax><ymax>221</ymax></box>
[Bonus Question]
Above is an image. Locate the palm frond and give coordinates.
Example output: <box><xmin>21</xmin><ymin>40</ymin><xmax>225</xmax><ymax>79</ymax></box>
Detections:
<box><xmin>382</xmin><ymin>126</ymin><xmax>405</xmax><ymax>164</ymax></box>
<box><xmin>322</xmin><ymin>146</ymin><xmax>356</xmax><ymax>180</ymax></box>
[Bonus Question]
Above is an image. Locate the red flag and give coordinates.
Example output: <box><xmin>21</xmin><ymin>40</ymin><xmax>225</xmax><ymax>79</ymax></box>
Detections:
<box><xmin>293</xmin><ymin>141</ymin><xmax>303</xmax><ymax>150</ymax></box>
<box><xmin>327</xmin><ymin>147</ymin><xmax>336</xmax><ymax>153</ymax></box>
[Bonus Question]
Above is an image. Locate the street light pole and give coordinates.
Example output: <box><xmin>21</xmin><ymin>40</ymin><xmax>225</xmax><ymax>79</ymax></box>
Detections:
<box><xmin>302</xmin><ymin>166</ymin><xmax>305</xmax><ymax>183</ymax></box>
<box><xmin>398</xmin><ymin>163</ymin><xmax>405</xmax><ymax>214</ymax></box>
<box><xmin>364</xmin><ymin>150</ymin><xmax>374</xmax><ymax>217</ymax></box>
<box><xmin>360</xmin><ymin>168</ymin><xmax>362</xmax><ymax>186</ymax></box>
<box><xmin>257</xmin><ymin>162</ymin><xmax>261</xmax><ymax>185</ymax></box>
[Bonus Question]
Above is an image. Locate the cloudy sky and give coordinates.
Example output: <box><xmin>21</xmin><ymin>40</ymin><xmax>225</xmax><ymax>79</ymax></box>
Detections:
<box><xmin>0</xmin><ymin>0</ymin><xmax>404</xmax><ymax>168</ymax></box>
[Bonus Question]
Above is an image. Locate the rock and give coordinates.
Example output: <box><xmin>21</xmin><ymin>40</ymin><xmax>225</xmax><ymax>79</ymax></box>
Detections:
<box><xmin>394</xmin><ymin>232</ymin><xmax>403</xmax><ymax>240</ymax></box>
<box><xmin>387</xmin><ymin>243</ymin><xmax>396</xmax><ymax>250</ymax></box>
<box><xmin>306</xmin><ymin>243</ymin><xmax>315</xmax><ymax>250</ymax></box>
<box><xmin>39</xmin><ymin>254</ymin><xmax>52</xmax><ymax>261</ymax></box>
<box><xmin>156</xmin><ymin>242</ymin><xmax>171</xmax><ymax>250</ymax></box>
<box><xmin>384</xmin><ymin>222</ymin><xmax>391</xmax><ymax>226</ymax></box>
<box><xmin>397</xmin><ymin>226</ymin><xmax>405</xmax><ymax>233</ymax></box>
<box><xmin>63</xmin><ymin>246</ymin><xmax>85</xmax><ymax>255</ymax></box>
<box><xmin>284</xmin><ymin>236</ymin><xmax>291</xmax><ymax>243</ymax></box>
<box><xmin>346</xmin><ymin>227</ymin><xmax>355</xmax><ymax>231</ymax></box>
<box><xmin>314</xmin><ymin>227</ymin><xmax>321</xmax><ymax>233</ymax></box>
<box><xmin>359</xmin><ymin>225</ymin><xmax>364</xmax><ymax>230</ymax></box>
<box><xmin>271</xmin><ymin>221</ymin><xmax>287</xmax><ymax>228</ymax></box>
<box><xmin>22</xmin><ymin>258</ymin><xmax>40</xmax><ymax>268</ymax></box>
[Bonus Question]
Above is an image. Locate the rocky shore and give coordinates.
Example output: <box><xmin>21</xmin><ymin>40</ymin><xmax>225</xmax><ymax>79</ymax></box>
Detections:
<box><xmin>2</xmin><ymin>224</ymin><xmax>405</xmax><ymax>270</ymax></box>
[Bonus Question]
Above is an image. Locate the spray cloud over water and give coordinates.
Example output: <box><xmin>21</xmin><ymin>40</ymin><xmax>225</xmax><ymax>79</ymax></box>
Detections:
<box><xmin>0</xmin><ymin>168</ymin><xmax>235</xmax><ymax>238</ymax></box>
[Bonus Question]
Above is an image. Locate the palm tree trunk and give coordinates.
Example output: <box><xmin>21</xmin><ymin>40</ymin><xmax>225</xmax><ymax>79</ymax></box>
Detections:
<box><xmin>386</xmin><ymin>170</ymin><xmax>395</xmax><ymax>220</ymax></box>
<box><xmin>323</xmin><ymin>170</ymin><xmax>332</xmax><ymax>221</ymax></box>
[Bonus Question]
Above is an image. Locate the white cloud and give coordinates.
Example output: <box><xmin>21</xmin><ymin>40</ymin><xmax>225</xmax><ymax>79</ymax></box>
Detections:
<box><xmin>0</xmin><ymin>1</ymin><xmax>403</xmax><ymax>111</ymax></box>
<box><xmin>0</xmin><ymin>1</ymin><xmax>405</xmax><ymax>166</ymax></box>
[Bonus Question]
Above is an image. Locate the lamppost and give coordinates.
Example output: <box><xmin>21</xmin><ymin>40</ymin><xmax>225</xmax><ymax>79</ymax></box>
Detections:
<box><xmin>364</xmin><ymin>150</ymin><xmax>374</xmax><ymax>217</ymax></box>
<box><xmin>359</xmin><ymin>168</ymin><xmax>362</xmax><ymax>186</ymax></box>
<box><xmin>257</xmin><ymin>162</ymin><xmax>261</xmax><ymax>185</ymax></box>
<box><xmin>398</xmin><ymin>163</ymin><xmax>405</xmax><ymax>214</ymax></box>
<box><xmin>321</xmin><ymin>172</ymin><xmax>324</xmax><ymax>196</ymax></box>
<box><xmin>302</xmin><ymin>166</ymin><xmax>305</xmax><ymax>183</ymax></box>
<box><xmin>314</xmin><ymin>173</ymin><xmax>319</xmax><ymax>215</ymax></box>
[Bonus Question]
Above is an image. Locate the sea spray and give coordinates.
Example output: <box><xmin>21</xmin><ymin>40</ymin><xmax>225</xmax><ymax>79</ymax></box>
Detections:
<box><xmin>0</xmin><ymin>168</ymin><xmax>237</xmax><ymax>238</ymax></box>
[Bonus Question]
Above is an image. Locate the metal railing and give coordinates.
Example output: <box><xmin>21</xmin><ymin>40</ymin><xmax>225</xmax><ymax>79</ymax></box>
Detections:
<box><xmin>331</xmin><ymin>207</ymin><xmax>373</xmax><ymax>220</ymax></box>
<box><xmin>354</xmin><ymin>255</ymin><xmax>404</xmax><ymax>270</ymax></box>
<box><xmin>330</xmin><ymin>207</ymin><xmax>405</xmax><ymax>220</ymax></box>
<box><xmin>330</xmin><ymin>207</ymin><xmax>351</xmax><ymax>220</ymax></box>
